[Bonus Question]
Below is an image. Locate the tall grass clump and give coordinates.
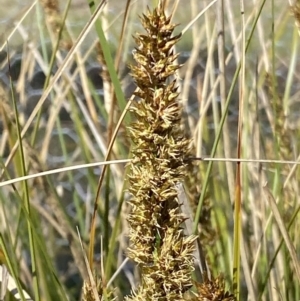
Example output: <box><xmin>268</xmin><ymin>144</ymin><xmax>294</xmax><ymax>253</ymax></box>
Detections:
<box><xmin>0</xmin><ymin>0</ymin><xmax>300</xmax><ymax>301</ymax></box>
<box><xmin>126</xmin><ymin>2</ymin><xmax>197</xmax><ymax>300</ymax></box>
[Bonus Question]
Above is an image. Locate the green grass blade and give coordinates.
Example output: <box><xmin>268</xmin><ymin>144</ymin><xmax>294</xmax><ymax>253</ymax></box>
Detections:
<box><xmin>9</xmin><ymin>66</ymin><xmax>41</xmax><ymax>301</ymax></box>
<box><xmin>87</xmin><ymin>0</ymin><xmax>130</xmax><ymax>125</ymax></box>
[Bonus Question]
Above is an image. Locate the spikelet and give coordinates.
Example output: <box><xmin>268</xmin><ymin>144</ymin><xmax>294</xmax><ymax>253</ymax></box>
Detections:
<box><xmin>291</xmin><ymin>0</ymin><xmax>300</xmax><ymax>36</ymax></box>
<box><xmin>194</xmin><ymin>275</ymin><xmax>235</xmax><ymax>301</ymax></box>
<box><xmin>39</xmin><ymin>0</ymin><xmax>61</xmax><ymax>33</ymax></box>
<box><xmin>126</xmin><ymin>1</ymin><xmax>196</xmax><ymax>300</ymax></box>
<box><xmin>39</xmin><ymin>0</ymin><xmax>72</xmax><ymax>49</ymax></box>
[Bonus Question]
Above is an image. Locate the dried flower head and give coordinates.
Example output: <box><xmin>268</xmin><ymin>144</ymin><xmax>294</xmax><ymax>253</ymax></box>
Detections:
<box><xmin>40</xmin><ymin>0</ymin><xmax>72</xmax><ymax>49</ymax></box>
<box><xmin>82</xmin><ymin>277</ymin><xmax>103</xmax><ymax>301</ymax></box>
<box><xmin>194</xmin><ymin>275</ymin><xmax>235</xmax><ymax>301</ymax></box>
<box><xmin>127</xmin><ymin>1</ymin><xmax>196</xmax><ymax>300</ymax></box>
<box><xmin>291</xmin><ymin>0</ymin><xmax>300</xmax><ymax>33</ymax></box>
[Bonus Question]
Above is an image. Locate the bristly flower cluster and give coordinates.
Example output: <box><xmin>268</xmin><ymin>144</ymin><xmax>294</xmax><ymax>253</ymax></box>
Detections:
<box><xmin>82</xmin><ymin>277</ymin><xmax>103</xmax><ymax>301</ymax></box>
<box><xmin>40</xmin><ymin>0</ymin><xmax>72</xmax><ymax>49</ymax></box>
<box><xmin>291</xmin><ymin>0</ymin><xmax>300</xmax><ymax>34</ymax></box>
<box><xmin>194</xmin><ymin>275</ymin><xmax>235</xmax><ymax>301</ymax></box>
<box><xmin>127</xmin><ymin>1</ymin><xmax>196</xmax><ymax>300</ymax></box>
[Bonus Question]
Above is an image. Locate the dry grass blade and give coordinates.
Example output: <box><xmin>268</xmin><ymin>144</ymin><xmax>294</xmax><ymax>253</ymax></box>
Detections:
<box><xmin>2</xmin><ymin>156</ymin><xmax>300</xmax><ymax>189</ymax></box>
<box><xmin>181</xmin><ymin>0</ymin><xmax>218</xmax><ymax>35</ymax></box>
<box><xmin>77</xmin><ymin>228</ymin><xmax>101</xmax><ymax>301</ymax></box>
<box><xmin>0</xmin><ymin>159</ymin><xmax>131</xmax><ymax>188</ymax></box>
<box><xmin>0</xmin><ymin>0</ymin><xmax>107</xmax><ymax>180</ymax></box>
<box><xmin>0</xmin><ymin>1</ymin><xmax>38</xmax><ymax>52</ymax></box>
<box><xmin>232</xmin><ymin>0</ymin><xmax>246</xmax><ymax>298</ymax></box>
<box><xmin>88</xmin><ymin>97</ymin><xmax>133</xmax><ymax>268</ymax></box>
<box><xmin>263</xmin><ymin>185</ymin><xmax>300</xmax><ymax>283</ymax></box>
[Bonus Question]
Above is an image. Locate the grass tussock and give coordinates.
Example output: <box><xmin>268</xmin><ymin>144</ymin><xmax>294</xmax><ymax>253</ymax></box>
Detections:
<box><xmin>0</xmin><ymin>0</ymin><xmax>299</xmax><ymax>301</ymax></box>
